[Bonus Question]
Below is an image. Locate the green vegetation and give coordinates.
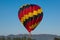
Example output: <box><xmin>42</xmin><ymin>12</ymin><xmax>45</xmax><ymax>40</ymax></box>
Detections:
<box><xmin>21</xmin><ymin>36</ymin><xmax>26</xmax><ymax>40</ymax></box>
<box><xmin>27</xmin><ymin>37</ymin><xmax>32</xmax><ymax>40</ymax></box>
<box><xmin>7</xmin><ymin>37</ymin><xmax>11</xmax><ymax>40</ymax></box>
<box><xmin>21</xmin><ymin>36</ymin><xmax>33</xmax><ymax>40</ymax></box>
<box><xmin>0</xmin><ymin>36</ymin><xmax>35</xmax><ymax>40</ymax></box>
<box><xmin>0</xmin><ymin>37</ymin><xmax>5</xmax><ymax>40</ymax></box>
<box><xmin>54</xmin><ymin>37</ymin><xmax>60</xmax><ymax>40</ymax></box>
<box><xmin>13</xmin><ymin>37</ymin><xmax>21</xmax><ymax>40</ymax></box>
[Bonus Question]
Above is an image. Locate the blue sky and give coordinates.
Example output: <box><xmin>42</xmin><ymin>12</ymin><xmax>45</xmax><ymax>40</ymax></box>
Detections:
<box><xmin>0</xmin><ymin>0</ymin><xmax>60</xmax><ymax>36</ymax></box>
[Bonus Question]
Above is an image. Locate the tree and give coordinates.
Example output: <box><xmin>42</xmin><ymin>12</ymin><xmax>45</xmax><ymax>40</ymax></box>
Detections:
<box><xmin>13</xmin><ymin>37</ymin><xmax>21</xmax><ymax>40</ymax></box>
<box><xmin>54</xmin><ymin>37</ymin><xmax>60</xmax><ymax>40</ymax></box>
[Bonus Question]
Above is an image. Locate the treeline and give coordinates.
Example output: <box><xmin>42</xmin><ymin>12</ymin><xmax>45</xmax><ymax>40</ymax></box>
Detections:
<box><xmin>0</xmin><ymin>36</ymin><xmax>35</xmax><ymax>40</ymax></box>
<box><xmin>0</xmin><ymin>36</ymin><xmax>60</xmax><ymax>40</ymax></box>
<box><xmin>54</xmin><ymin>37</ymin><xmax>60</xmax><ymax>40</ymax></box>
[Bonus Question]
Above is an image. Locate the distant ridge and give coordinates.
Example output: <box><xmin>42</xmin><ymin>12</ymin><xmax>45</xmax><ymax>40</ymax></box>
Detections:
<box><xmin>0</xmin><ymin>34</ymin><xmax>60</xmax><ymax>40</ymax></box>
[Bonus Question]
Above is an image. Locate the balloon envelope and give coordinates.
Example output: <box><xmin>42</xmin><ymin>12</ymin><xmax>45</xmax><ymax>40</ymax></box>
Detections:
<box><xmin>18</xmin><ymin>4</ymin><xmax>43</xmax><ymax>32</ymax></box>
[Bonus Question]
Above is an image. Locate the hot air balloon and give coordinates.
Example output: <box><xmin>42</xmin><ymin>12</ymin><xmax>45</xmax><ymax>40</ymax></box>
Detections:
<box><xmin>18</xmin><ymin>4</ymin><xmax>43</xmax><ymax>35</ymax></box>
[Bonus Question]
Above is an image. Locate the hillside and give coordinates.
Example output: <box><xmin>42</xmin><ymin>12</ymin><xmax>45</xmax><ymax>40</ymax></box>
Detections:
<box><xmin>0</xmin><ymin>34</ymin><xmax>60</xmax><ymax>40</ymax></box>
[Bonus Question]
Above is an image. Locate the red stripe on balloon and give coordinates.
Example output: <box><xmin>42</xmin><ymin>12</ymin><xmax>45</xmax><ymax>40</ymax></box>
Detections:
<box><xmin>32</xmin><ymin>5</ymin><xmax>40</xmax><ymax>11</ymax></box>
<box><xmin>18</xmin><ymin>10</ymin><xmax>23</xmax><ymax>19</ymax></box>
<box><xmin>25</xmin><ymin>18</ymin><xmax>35</xmax><ymax>32</ymax></box>
<box><xmin>36</xmin><ymin>16</ymin><xmax>42</xmax><ymax>24</ymax></box>
<box><xmin>18</xmin><ymin>5</ymin><xmax>40</xmax><ymax>19</ymax></box>
<box><xmin>25</xmin><ymin>16</ymin><xmax>43</xmax><ymax>32</ymax></box>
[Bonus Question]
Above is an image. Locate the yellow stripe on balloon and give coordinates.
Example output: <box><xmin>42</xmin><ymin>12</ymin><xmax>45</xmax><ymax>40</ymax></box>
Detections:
<box><xmin>33</xmin><ymin>11</ymin><xmax>38</xmax><ymax>15</ymax></box>
<box><xmin>24</xmin><ymin>15</ymin><xmax>29</xmax><ymax>19</ymax></box>
<box><xmin>21</xmin><ymin>15</ymin><xmax>29</xmax><ymax>23</ymax></box>
<box><xmin>20</xmin><ymin>17</ymin><xmax>25</xmax><ymax>23</ymax></box>
<box><xmin>38</xmin><ymin>8</ymin><xmax>42</xmax><ymax>14</ymax></box>
<box><xmin>28</xmin><ymin>12</ymin><xmax>33</xmax><ymax>17</ymax></box>
<box><xmin>20</xmin><ymin>9</ymin><xmax>42</xmax><ymax>23</ymax></box>
<box><xmin>29</xmin><ymin>23</ymin><xmax>38</xmax><ymax>29</ymax></box>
